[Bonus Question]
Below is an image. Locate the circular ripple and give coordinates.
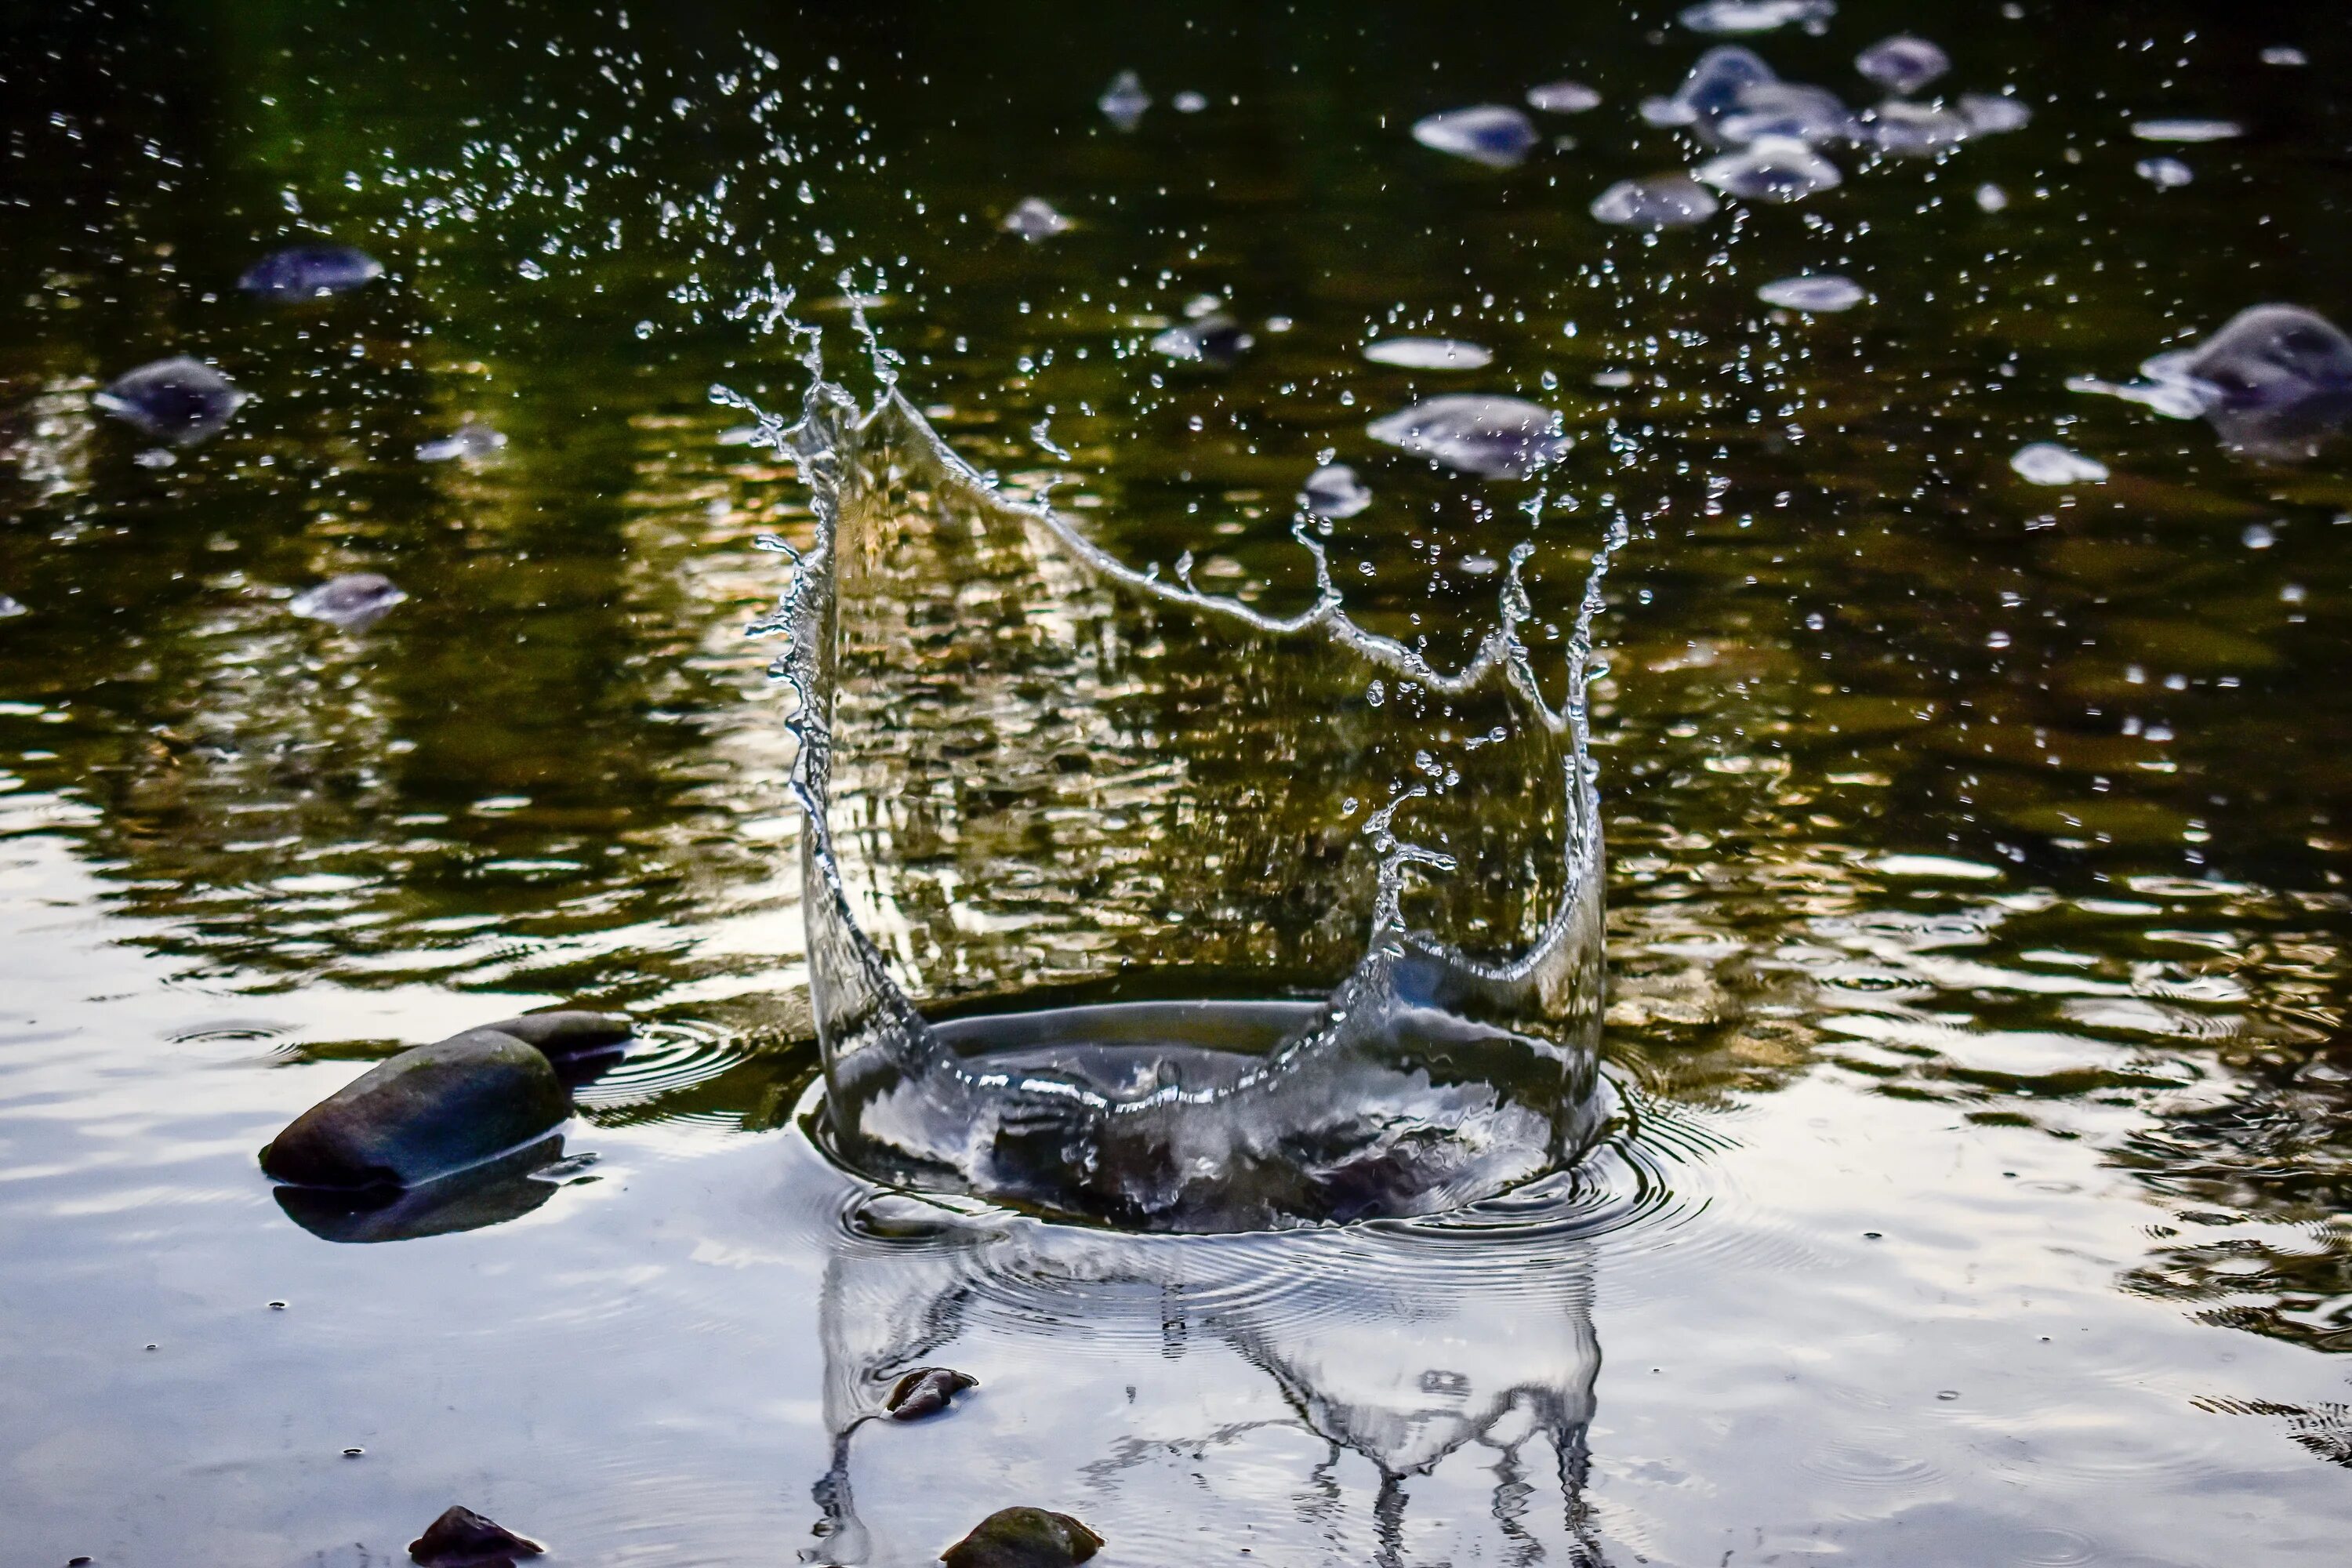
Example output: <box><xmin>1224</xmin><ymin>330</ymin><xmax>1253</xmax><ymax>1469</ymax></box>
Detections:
<box><xmin>568</xmin><ymin>1018</ymin><xmax>746</xmax><ymax>1110</ymax></box>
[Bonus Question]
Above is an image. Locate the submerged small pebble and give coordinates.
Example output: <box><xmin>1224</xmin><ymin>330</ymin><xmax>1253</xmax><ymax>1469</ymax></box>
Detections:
<box><xmin>2132</xmin><ymin>118</ymin><xmax>2242</xmax><ymax>143</ymax></box>
<box><xmin>1854</xmin><ymin>35</ymin><xmax>1950</xmax><ymax>96</ymax></box>
<box><xmin>1679</xmin><ymin>0</ymin><xmax>1835</xmax><ymax>36</ymax></box>
<box><xmin>1758</xmin><ymin>274</ymin><xmax>1866</xmax><ymax>312</ymax></box>
<box><xmin>1000</xmin><ymin>198</ymin><xmax>1072</xmax><ymax>241</ymax></box>
<box><xmin>1525</xmin><ymin>80</ymin><xmax>1602</xmax><ymax>114</ymax></box>
<box><xmin>238</xmin><ymin>244</ymin><xmax>383</xmax><ymax>300</ymax></box>
<box><xmin>2011</xmin><ymin>442</ymin><xmax>2111</xmax><ymax>485</ymax></box>
<box><xmin>1367</xmin><ymin>394</ymin><xmax>1569</xmax><ymax>479</ymax></box>
<box><xmin>408</xmin><ymin>1504</ymin><xmax>545</xmax><ymax>1566</ymax></box>
<box><xmin>1363</xmin><ymin>338</ymin><xmax>1493</xmax><ymax>369</ymax></box>
<box><xmin>2137</xmin><ymin>156</ymin><xmax>2194</xmax><ymax>189</ymax></box>
<box><xmin>1695</xmin><ymin>136</ymin><xmax>1843</xmax><ymax>202</ymax></box>
<box><xmin>290</xmin><ymin>573</ymin><xmax>407</xmax><ymax>630</ymax></box>
<box><xmin>1300</xmin><ymin>463</ymin><xmax>1373</xmax><ymax>520</ymax></box>
<box><xmin>941</xmin><ymin>1508</ymin><xmax>1103</xmax><ymax>1568</ymax></box>
<box><xmin>1410</xmin><ymin>105</ymin><xmax>1540</xmax><ymax>168</ymax></box>
<box><xmin>1097</xmin><ymin>70</ymin><xmax>1149</xmax><ymax>130</ymax></box>
<box><xmin>92</xmin><ymin>357</ymin><xmax>245</xmax><ymax>445</ymax></box>
<box><xmin>886</xmin><ymin>1367</ymin><xmax>978</xmax><ymax>1421</ymax></box>
<box><xmin>417</xmin><ymin>423</ymin><xmax>506</xmax><ymax>462</ymax></box>
<box><xmin>1590</xmin><ymin>173</ymin><xmax>1720</xmax><ymax>227</ymax></box>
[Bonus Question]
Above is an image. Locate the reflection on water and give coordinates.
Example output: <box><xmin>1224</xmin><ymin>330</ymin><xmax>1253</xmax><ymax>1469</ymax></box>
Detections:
<box><xmin>5</xmin><ymin>0</ymin><xmax>2352</xmax><ymax>1560</ymax></box>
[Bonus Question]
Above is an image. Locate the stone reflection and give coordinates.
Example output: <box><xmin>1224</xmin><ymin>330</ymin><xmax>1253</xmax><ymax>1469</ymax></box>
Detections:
<box><xmin>804</xmin><ymin>1193</ymin><xmax>1602</xmax><ymax>1566</ymax></box>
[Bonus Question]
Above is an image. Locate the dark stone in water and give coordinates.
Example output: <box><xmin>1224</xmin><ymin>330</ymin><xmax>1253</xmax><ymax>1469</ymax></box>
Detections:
<box><xmin>887</xmin><ymin>1366</ymin><xmax>978</xmax><ymax>1420</ymax></box>
<box><xmin>1366</xmin><ymin>394</ymin><xmax>1569</xmax><ymax>479</ymax></box>
<box><xmin>1854</xmin><ymin>35</ymin><xmax>1950</xmax><ymax>96</ymax></box>
<box><xmin>477</xmin><ymin>1010</ymin><xmax>637</xmax><ymax>1062</ymax></box>
<box><xmin>238</xmin><ymin>245</ymin><xmax>384</xmax><ymax>300</ymax></box>
<box><xmin>941</xmin><ymin>1508</ymin><xmax>1102</xmax><ymax>1568</ymax></box>
<box><xmin>289</xmin><ymin>572</ymin><xmax>406</xmax><ymax>630</ymax></box>
<box><xmin>1410</xmin><ymin>105</ymin><xmax>1540</xmax><ymax>168</ymax></box>
<box><xmin>275</xmin><ymin>1135</ymin><xmax>565</xmax><ymax>1243</ymax></box>
<box><xmin>92</xmin><ymin>357</ymin><xmax>245</xmax><ymax>445</ymax></box>
<box><xmin>408</xmin><ymin>1505</ymin><xmax>544</xmax><ymax>1567</ymax></box>
<box><xmin>260</xmin><ymin>1031</ymin><xmax>568</xmax><ymax>1190</ymax></box>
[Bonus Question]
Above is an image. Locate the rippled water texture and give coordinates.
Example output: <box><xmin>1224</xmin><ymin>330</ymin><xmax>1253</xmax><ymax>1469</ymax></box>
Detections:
<box><xmin>5</xmin><ymin>2</ymin><xmax>2352</xmax><ymax>1564</ymax></box>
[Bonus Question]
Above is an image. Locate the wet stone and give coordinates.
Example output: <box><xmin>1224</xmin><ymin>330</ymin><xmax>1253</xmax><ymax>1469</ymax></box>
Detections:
<box><xmin>2132</xmin><ymin>118</ymin><xmax>2242</xmax><ymax>143</ymax></box>
<box><xmin>1854</xmin><ymin>35</ymin><xmax>1950</xmax><ymax>96</ymax></box>
<box><xmin>940</xmin><ymin>1508</ymin><xmax>1103</xmax><ymax>1568</ymax></box>
<box><xmin>1695</xmin><ymin>136</ymin><xmax>1843</xmax><ymax>202</ymax></box>
<box><xmin>259</xmin><ymin>1031</ymin><xmax>569</xmax><ymax>1190</ymax></box>
<box><xmin>92</xmin><ymin>357</ymin><xmax>245</xmax><ymax>445</ymax></box>
<box><xmin>238</xmin><ymin>244</ymin><xmax>383</xmax><ymax>300</ymax></box>
<box><xmin>1410</xmin><ymin>105</ymin><xmax>1539</xmax><ymax>168</ymax></box>
<box><xmin>2137</xmin><ymin>156</ymin><xmax>2194</xmax><ymax>189</ymax></box>
<box><xmin>886</xmin><ymin>1366</ymin><xmax>978</xmax><ymax>1420</ymax></box>
<box><xmin>1758</xmin><ymin>274</ymin><xmax>1865</xmax><ymax>312</ymax></box>
<box><xmin>2012</xmin><ymin>443</ymin><xmax>2111</xmax><ymax>485</ymax></box>
<box><xmin>478</xmin><ymin>1011</ymin><xmax>636</xmax><ymax>1062</ymax></box>
<box><xmin>289</xmin><ymin>573</ymin><xmax>406</xmax><ymax>630</ymax></box>
<box><xmin>1525</xmin><ymin>79</ymin><xmax>1601</xmax><ymax>114</ymax></box>
<box><xmin>408</xmin><ymin>1505</ymin><xmax>545</xmax><ymax>1567</ymax></box>
<box><xmin>1300</xmin><ymin>463</ymin><xmax>1372</xmax><ymax>520</ymax></box>
<box><xmin>1679</xmin><ymin>0</ymin><xmax>1835</xmax><ymax>36</ymax></box>
<box><xmin>1097</xmin><ymin>70</ymin><xmax>1149</xmax><ymax>130</ymax></box>
<box><xmin>1363</xmin><ymin>337</ymin><xmax>1492</xmax><ymax>370</ymax></box>
<box><xmin>1366</xmin><ymin>394</ymin><xmax>1568</xmax><ymax>480</ymax></box>
<box><xmin>1590</xmin><ymin>173</ymin><xmax>1720</xmax><ymax>228</ymax></box>
<box><xmin>417</xmin><ymin>423</ymin><xmax>506</xmax><ymax>462</ymax></box>
<box><xmin>1958</xmin><ymin>93</ymin><xmax>2033</xmax><ymax>135</ymax></box>
<box><xmin>1000</xmin><ymin>198</ymin><xmax>1070</xmax><ymax>241</ymax></box>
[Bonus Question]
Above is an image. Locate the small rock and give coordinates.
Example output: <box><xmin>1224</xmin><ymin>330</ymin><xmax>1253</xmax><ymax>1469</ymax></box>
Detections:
<box><xmin>1367</xmin><ymin>394</ymin><xmax>1568</xmax><ymax>480</ymax></box>
<box><xmin>93</xmin><ymin>358</ymin><xmax>245</xmax><ymax>445</ymax></box>
<box><xmin>1300</xmin><ymin>464</ymin><xmax>1372</xmax><ymax>520</ymax></box>
<box><xmin>1854</xmin><ymin>35</ymin><xmax>1950</xmax><ymax>96</ymax></box>
<box><xmin>1098</xmin><ymin>71</ymin><xmax>1149</xmax><ymax>131</ymax></box>
<box><xmin>260</xmin><ymin>1032</ymin><xmax>568</xmax><ymax>1190</ymax></box>
<box><xmin>1410</xmin><ymin>105</ymin><xmax>1539</xmax><ymax>168</ymax></box>
<box><xmin>887</xmin><ymin>1367</ymin><xmax>978</xmax><ymax>1420</ymax></box>
<box><xmin>290</xmin><ymin>572</ymin><xmax>406</xmax><ymax>630</ymax></box>
<box><xmin>941</xmin><ymin>1508</ymin><xmax>1102</xmax><ymax>1568</ymax></box>
<box><xmin>238</xmin><ymin>245</ymin><xmax>384</xmax><ymax>301</ymax></box>
<box><xmin>477</xmin><ymin>1011</ymin><xmax>636</xmax><ymax>1062</ymax></box>
<box><xmin>417</xmin><ymin>423</ymin><xmax>506</xmax><ymax>462</ymax></box>
<box><xmin>1525</xmin><ymin>80</ymin><xmax>1601</xmax><ymax>114</ymax></box>
<box><xmin>408</xmin><ymin>1505</ymin><xmax>545</xmax><ymax>1567</ymax></box>
<box><xmin>1000</xmin><ymin>198</ymin><xmax>1071</xmax><ymax>241</ymax></box>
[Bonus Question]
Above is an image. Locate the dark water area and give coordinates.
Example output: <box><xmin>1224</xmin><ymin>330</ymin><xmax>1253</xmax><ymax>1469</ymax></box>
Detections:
<box><xmin>5</xmin><ymin>0</ymin><xmax>2352</xmax><ymax>1563</ymax></box>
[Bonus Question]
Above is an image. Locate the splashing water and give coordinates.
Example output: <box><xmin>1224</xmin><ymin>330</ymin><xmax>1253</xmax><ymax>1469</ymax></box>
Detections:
<box><xmin>722</xmin><ymin>315</ymin><xmax>1621</xmax><ymax>1233</ymax></box>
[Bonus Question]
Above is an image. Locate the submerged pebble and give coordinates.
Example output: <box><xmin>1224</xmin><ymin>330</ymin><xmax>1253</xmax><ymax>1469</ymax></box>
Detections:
<box><xmin>1855</xmin><ymin>36</ymin><xmax>1950</xmax><ymax>96</ymax></box>
<box><xmin>417</xmin><ymin>423</ymin><xmax>506</xmax><ymax>462</ymax></box>
<box><xmin>2131</xmin><ymin>118</ymin><xmax>2242</xmax><ymax>143</ymax></box>
<box><xmin>1300</xmin><ymin>463</ymin><xmax>1373</xmax><ymax>520</ymax></box>
<box><xmin>941</xmin><ymin>1508</ymin><xmax>1103</xmax><ymax>1568</ymax></box>
<box><xmin>92</xmin><ymin>357</ymin><xmax>245</xmax><ymax>445</ymax></box>
<box><xmin>1410</xmin><ymin>105</ymin><xmax>1540</xmax><ymax>168</ymax></box>
<box><xmin>1363</xmin><ymin>337</ymin><xmax>1493</xmax><ymax>369</ymax></box>
<box><xmin>1000</xmin><ymin>198</ymin><xmax>1072</xmax><ymax>241</ymax></box>
<box><xmin>886</xmin><ymin>1367</ymin><xmax>978</xmax><ymax>1420</ymax></box>
<box><xmin>1097</xmin><ymin>71</ymin><xmax>1149</xmax><ymax>131</ymax></box>
<box><xmin>1958</xmin><ymin>93</ymin><xmax>2033</xmax><ymax>135</ymax></box>
<box><xmin>1679</xmin><ymin>0</ymin><xmax>1835</xmax><ymax>36</ymax></box>
<box><xmin>1590</xmin><ymin>173</ymin><xmax>1720</xmax><ymax>227</ymax></box>
<box><xmin>1695</xmin><ymin>136</ymin><xmax>1843</xmax><ymax>202</ymax></box>
<box><xmin>408</xmin><ymin>1505</ymin><xmax>545</xmax><ymax>1567</ymax></box>
<box><xmin>1366</xmin><ymin>394</ymin><xmax>1568</xmax><ymax>479</ymax></box>
<box><xmin>238</xmin><ymin>244</ymin><xmax>383</xmax><ymax>300</ymax></box>
<box><xmin>2011</xmin><ymin>442</ymin><xmax>2111</xmax><ymax>485</ymax></box>
<box><xmin>260</xmin><ymin>1031</ymin><xmax>568</xmax><ymax>1190</ymax></box>
<box><xmin>290</xmin><ymin>573</ymin><xmax>407</xmax><ymax>630</ymax></box>
<box><xmin>1525</xmin><ymin>80</ymin><xmax>1602</xmax><ymax>114</ymax></box>
<box><xmin>1758</xmin><ymin>274</ymin><xmax>1866</xmax><ymax>312</ymax></box>
<box><xmin>2137</xmin><ymin>156</ymin><xmax>2194</xmax><ymax>189</ymax></box>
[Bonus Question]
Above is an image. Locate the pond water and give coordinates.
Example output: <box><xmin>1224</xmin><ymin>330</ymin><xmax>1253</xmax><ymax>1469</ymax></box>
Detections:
<box><xmin>5</xmin><ymin>2</ymin><xmax>2352</xmax><ymax>1563</ymax></box>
